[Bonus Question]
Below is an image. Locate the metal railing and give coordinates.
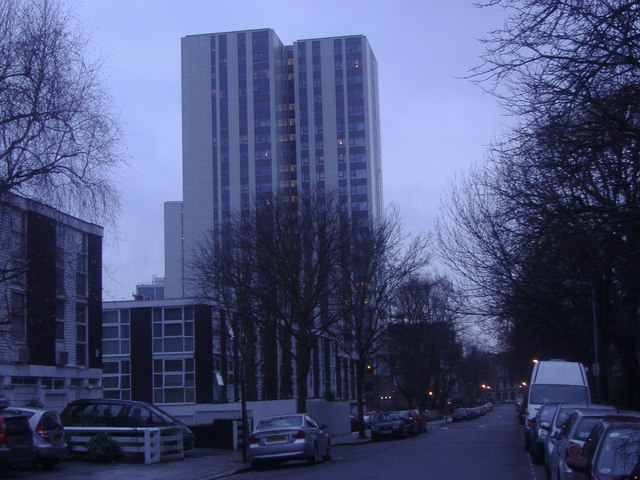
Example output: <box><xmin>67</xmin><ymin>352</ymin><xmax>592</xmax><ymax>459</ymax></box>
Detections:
<box><xmin>65</xmin><ymin>426</ymin><xmax>184</xmax><ymax>464</ymax></box>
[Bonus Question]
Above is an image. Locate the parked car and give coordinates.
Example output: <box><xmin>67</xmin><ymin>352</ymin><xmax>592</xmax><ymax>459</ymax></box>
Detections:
<box><xmin>524</xmin><ymin>360</ymin><xmax>590</xmax><ymax>453</ymax></box>
<box><xmin>0</xmin><ymin>398</ymin><xmax>36</xmax><ymax>473</ymax></box>
<box><xmin>60</xmin><ymin>398</ymin><xmax>195</xmax><ymax>450</ymax></box>
<box><xmin>452</xmin><ymin>408</ymin><xmax>468</xmax><ymax>422</ymax></box>
<box><xmin>370</xmin><ymin>412</ymin><xmax>410</xmax><ymax>440</ymax></box>
<box><xmin>467</xmin><ymin>406</ymin><xmax>483</xmax><ymax>419</ymax></box>
<box><xmin>517</xmin><ymin>398</ymin><xmax>528</xmax><ymax>425</ymax></box>
<box><xmin>350</xmin><ymin>410</ymin><xmax>377</xmax><ymax>432</ymax></box>
<box><xmin>407</xmin><ymin>409</ymin><xmax>427</xmax><ymax>433</ymax></box>
<box><xmin>394</xmin><ymin>411</ymin><xmax>420</xmax><ymax>436</ymax></box>
<box><xmin>543</xmin><ymin>404</ymin><xmax>617</xmax><ymax>477</ymax></box>
<box><xmin>530</xmin><ymin>402</ymin><xmax>562</xmax><ymax>463</ymax></box>
<box><xmin>363</xmin><ymin>412</ymin><xmax>376</xmax><ymax>429</ymax></box>
<box><xmin>247</xmin><ymin>413</ymin><xmax>330</xmax><ymax>469</ymax></box>
<box><xmin>547</xmin><ymin>407</ymin><xmax>623</xmax><ymax>480</ymax></box>
<box><xmin>1</xmin><ymin>407</ymin><xmax>66</xmax><ymax>469</ymax></box>
<box><xmin>566</xmin><ymin>415</ymin><xmax>640</xmax><ymax>480</ymax></box>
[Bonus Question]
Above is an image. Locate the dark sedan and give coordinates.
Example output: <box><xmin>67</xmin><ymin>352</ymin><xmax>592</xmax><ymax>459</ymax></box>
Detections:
<box><xmin>370</xmin><ymin>412</ymin><xmax>410</xmax><ymax>440</ymax></box>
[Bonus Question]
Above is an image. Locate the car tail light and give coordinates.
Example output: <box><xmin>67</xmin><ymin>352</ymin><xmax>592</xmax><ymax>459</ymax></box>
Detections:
<box><xmin>527</xmin><ymin>419</ymin><xmax>535</xmax><ymax>428</ymax></box>
<box><xmin>0</xmin><ymin>417</ymin><xmax>6</xmax><ymax>445</ymax></box>
<box><xmin>248</xmin><ymin>434</ymin><xmax>260</xmax><ymax>444</ymax></box>
<box><xmin>566</xmin><ymin>443</ymin><xmax>581</xmax><ymax>457</ymax></box>
<box><xmin>37</xmin><ymin>425</ymin><xmax>49</xmax><ymax>440</ymax></box>
<box><xmin>293</xmin><ymin>430</ymin><xmax>306</xmax><ymax>439</ymax></box>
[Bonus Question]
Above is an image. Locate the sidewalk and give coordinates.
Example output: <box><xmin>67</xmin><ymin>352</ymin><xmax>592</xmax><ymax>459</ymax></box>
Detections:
<box><xmin>14</xmin><ymin>432</ymin><xmax>370</xmax><ymax>480</ymax></box>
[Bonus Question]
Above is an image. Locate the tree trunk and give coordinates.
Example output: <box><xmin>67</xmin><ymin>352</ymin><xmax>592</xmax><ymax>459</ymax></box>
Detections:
<box><xmin>296</xmin><ymin>335</ymin><xmax>312</xmax><ymax>413</ymax></box>
<box><xmin>280</xmin><ymin>329</ymin><xmax>292</xmax><ymax>399</ymax></box>
<box><xmin>356</xmin><ymin>364</ymin><xmax>366</xmax><ymax>439</ymax></box>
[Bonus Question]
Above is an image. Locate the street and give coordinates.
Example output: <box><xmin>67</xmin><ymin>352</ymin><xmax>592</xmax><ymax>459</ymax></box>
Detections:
<box><xmin>233</xmin><ymin>403</ymin><xmax>545</xmax><ymax>480</ymax></box>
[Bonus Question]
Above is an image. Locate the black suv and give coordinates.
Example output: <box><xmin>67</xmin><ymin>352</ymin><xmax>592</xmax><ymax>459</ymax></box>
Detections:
<box><xmin>61</xmin><ymin>398</ymin><xmax>194</xmax><ymax>449</ymax></box>
<box><xmin>0</xmin><ymin>397</ymin><xmax>37</xmax><ymax>473</ymax></box>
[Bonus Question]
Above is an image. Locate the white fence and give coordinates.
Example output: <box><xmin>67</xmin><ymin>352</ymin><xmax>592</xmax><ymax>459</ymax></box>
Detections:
<box><xmin>65</xmin><ymin>426</ymin><xmax>184</xmax><ymax>464</ymax></box>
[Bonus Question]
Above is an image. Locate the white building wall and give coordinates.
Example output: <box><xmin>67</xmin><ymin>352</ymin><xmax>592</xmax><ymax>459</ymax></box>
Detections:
<box><xmin>164</xmin><ymin>201</ymin><xmax>184</xmax><ymax>299</ymax></box>
<box><xmin>180</xmin><ymin>34</ymin><xmax>215</xmax><ymax>297</ymax></box>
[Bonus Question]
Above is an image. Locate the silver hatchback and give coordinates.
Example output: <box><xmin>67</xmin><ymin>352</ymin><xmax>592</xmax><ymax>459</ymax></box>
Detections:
<box><xmin>248</xmin><ymin>413</ymin><xmax>331</xmax><ymax>469</ymax></box>
<box><xmin>3</xmin><ymin>407</ymin><xmax>67</xmax><ymax>469</ymax></box>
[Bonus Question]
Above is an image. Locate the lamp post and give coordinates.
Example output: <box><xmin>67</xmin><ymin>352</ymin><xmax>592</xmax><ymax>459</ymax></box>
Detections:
<box><xmin>567</xmin><ymin>280</ymin><xmax>600</xmax><ymax>401</ymax></box>
<box><xmin>590</xmin><ymin>282</ymin><xmax>600</xmax><ymax>401</ymax></box>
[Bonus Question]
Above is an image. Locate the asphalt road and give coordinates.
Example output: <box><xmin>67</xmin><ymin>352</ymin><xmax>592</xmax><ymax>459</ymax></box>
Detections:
<box><xmin>232</xmin><ymin>403</ymin><xmax>547</xmax><ymax>480</ymax></box>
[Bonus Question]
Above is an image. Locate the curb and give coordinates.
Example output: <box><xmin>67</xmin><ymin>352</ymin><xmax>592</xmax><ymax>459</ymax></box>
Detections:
<box><xmin>206</xmin><ymin>437</ymin><xmax>372</xmax><ymax>479</ymax></box>
<box><xmin>333</xmin><ymin>439</ymin><xmax>371</xmax><ymax>446</ymax></box>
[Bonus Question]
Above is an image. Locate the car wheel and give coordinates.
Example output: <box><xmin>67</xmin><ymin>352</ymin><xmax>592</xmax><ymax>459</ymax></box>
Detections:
<box><xmin>251</xmin><ymin>460</ymin><xmax>264</xmax><ymax>471</ymax></box>
<box><xmin>531</xmin><ymin>444</ymin><xmax>544</xmax><ymax>464</ymax></box>
<box><xmin>39</xmin><ymin>458</ymin><xmax>60</xmax><ymax>469</ymax></box>
<box><xmin>307</xmin><ymin>443</ymin><xmax>319</xmax><ymax>465</ymax></box>
<box><xmin>322</xmin><ymin>440</ymin><xmax>331</xmax><ymax>461</ymax></box>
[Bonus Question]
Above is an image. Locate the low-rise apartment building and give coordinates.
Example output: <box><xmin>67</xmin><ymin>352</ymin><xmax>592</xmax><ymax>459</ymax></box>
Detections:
<box><xmin>0</xmin><ymin>194</ymin><xmax>103</xmax><ymax>410</ymax></box>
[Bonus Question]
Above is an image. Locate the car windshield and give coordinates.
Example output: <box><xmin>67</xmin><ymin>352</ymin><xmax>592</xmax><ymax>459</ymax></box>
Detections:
<box><xmin>530</xmin><ymin>385</ymin><xmax>589</xmax><ymax>405</ymax></box>
<box><xmin>256</xmin><ymin>415</ymin><xmax>302</xmax><ymax>431</ymax></box>
<box><xmin>595</xmin><ymin>428</ymin><xmax>640</xmax><ymax>477</ymax></box>
<box><xmin>539</xmin><ymin>405</ymin><xmax>558</xmax><ymax>422</ymax></box>
<box><xmin>574</xmin><ymin>417</ymin><xmax>604</xmax><ymax>441</ymax></box>
<box><xmin>378</xmin><ymin>413</ymin><xmax>400</xmax><ymax>421</ymax></box>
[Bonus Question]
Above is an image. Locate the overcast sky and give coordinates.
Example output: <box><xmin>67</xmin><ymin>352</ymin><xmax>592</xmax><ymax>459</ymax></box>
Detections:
<box><xmin>62</xmin><ymin>0</ymin><xmax>509</xmax><ymax>301</ymax></box>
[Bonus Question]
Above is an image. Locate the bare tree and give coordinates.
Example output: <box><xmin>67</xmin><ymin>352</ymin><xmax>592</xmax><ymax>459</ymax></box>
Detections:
<box><xmin>336</xmin><ymin>207</ymin><xmax>431</xmax><ymax>438</ymax></box>
<box><xmin>192</xmin><ymin>190</ymin><xmax>349</xmax><ymax>413</ymax></box>
<box><xmin>252</xmin><ymin>191</ymin><xmax>349</xmax><ymax>413</ymax></box>
<box><xmin>386</xmin><ymin>276</ymin><xmax>463</xmax><ymax>411</ymax></box>
<box><xmin>190</xmin><ymin>216</ymin><xmax>262</xmax><ymax>461</ymax></box>
<box><xmin>0</xmin><ymin>0</ymin><xmax>123</xmax><ymax>223</ymax></box>
<box><xmin>438</xmin><ymin>0</ymin><xmax>640</xmax><ymax>406</ymax></box>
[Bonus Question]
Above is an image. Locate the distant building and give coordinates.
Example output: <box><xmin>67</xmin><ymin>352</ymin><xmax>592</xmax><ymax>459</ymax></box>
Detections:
<box><xmin>165</xmin><ymin>29</ymin><xmax>382</xmax><ymax>298</ymax></box>
<box><xmin>134</xmin><ymin>276</ymin><xmax>165</xmax><ymax>300</ymax></box>
<box><xmin>102</xmin><ymin>299</ymin><xmax>219</xmax><ymax>404</ymax></box>
<box><xmin>102</xmin><ymin>299</ymin><xmax>357</xmax><ymax>405</ymax></box>
<box><xmin>0</xmin><ymin>193</ymin><xmax>103</xmax><ymax>410</ymax></box>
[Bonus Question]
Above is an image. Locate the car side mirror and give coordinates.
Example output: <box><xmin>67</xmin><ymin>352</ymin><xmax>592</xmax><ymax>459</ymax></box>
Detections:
<box><xmin>540</xmin><ymin>421</ymin><xmax>551</xmax><ymax>430</ymax></box>
<box><xmin>566</xmin><ymin>455</ymin><xmax>589</xmax><ymax>474</ymax></box>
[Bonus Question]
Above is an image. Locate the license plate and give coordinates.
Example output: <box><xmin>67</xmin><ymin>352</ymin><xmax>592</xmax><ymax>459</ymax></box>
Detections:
<box><xmin>53</xmin><ymin>434</ymin><xmax>62</xmax><ymax>442</ymax></box>
<box><xmin>267</xmin><ymin>435</ymin><xmax>286</xmax><ymax>443</ymax></box>
<box><xmin>12</xmin><ymin>438</ymin><xmax>26</xmax><ymax>447</ymax></box>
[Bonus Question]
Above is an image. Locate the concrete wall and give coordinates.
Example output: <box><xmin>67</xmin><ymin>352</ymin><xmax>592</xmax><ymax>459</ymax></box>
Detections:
<box><xmin>307</xmin><ymin>399</ymin><xmax>350</xmax><ymax>436</ymax></box>
<box><xmin>162</xmin><ymin>399</ymin><xmax>350</xmax><ymax>437</ymax></box>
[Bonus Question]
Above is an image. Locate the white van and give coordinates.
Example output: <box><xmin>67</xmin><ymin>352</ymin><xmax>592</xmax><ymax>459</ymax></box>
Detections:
<box><xmin>524</xmin><ymin>359</ymin><xmax>591</xmax><ymax>451</ymax></box>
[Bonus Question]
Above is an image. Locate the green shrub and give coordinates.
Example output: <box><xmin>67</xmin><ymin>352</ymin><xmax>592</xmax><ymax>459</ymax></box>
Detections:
<box><xmin>86</xmin><ymin>433</ymin><xmax>121</xmax><ymax>462</ymax></box>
